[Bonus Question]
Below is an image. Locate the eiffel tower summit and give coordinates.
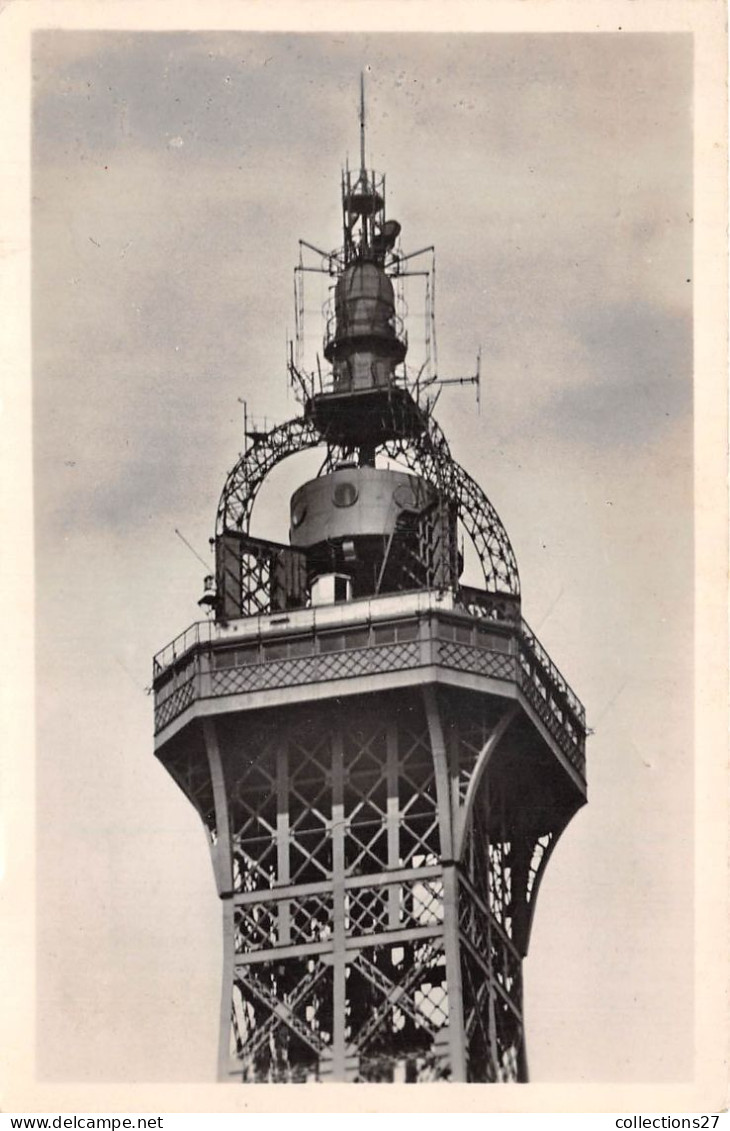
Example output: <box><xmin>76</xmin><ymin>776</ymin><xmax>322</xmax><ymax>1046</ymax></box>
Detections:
<box><xmin>152</xmin><ymin>80</ymin><xmax>588</xmax><ymax>1084</ymax></box>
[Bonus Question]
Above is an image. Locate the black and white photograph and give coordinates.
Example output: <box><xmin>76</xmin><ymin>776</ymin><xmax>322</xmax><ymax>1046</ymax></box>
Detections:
<box><xmin>1</xmin><ymin>0</ymin><xmax>727</xmax><ymax>1118</ymax></box>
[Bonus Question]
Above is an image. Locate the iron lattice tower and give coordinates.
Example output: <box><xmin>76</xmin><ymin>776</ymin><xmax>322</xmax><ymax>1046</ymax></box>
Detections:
<box><xmin>152</xmin><ymin>96</ymin><xmax>587</xmax><ymax>1083</ymax></box>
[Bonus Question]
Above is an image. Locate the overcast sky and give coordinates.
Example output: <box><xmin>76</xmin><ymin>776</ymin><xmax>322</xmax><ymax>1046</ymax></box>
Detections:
<box><xmin>32</xmin><ymin>31</ymin><xmax>693</xmax><ymax>1084</ymax></box>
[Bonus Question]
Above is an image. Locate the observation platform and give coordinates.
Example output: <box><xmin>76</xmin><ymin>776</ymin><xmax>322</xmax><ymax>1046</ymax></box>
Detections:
<box><xmin>153</xmin><ymin>588</ymin><xmax>586</xmax><ymax>788</ymax></box>
<box><xmin>304</xmin><ymin>384</ymin><xmax>425</xmax><ymax>446</ymax></box>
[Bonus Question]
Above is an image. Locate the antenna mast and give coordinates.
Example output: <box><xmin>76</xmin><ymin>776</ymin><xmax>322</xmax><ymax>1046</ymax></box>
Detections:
<box><xmin>359</xmin><ymin>70</ymin><xmax>366</xmax><ymax>173</ymax></box>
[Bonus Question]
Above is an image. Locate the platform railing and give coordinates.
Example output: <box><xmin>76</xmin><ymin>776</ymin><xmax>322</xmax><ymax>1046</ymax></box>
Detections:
<box><xmin>153</xmin><ymin>619</ymin><xmax>213</xmax><ymax>677</ymax></box>
<box><xmin>153</xmin><ymin>598</ymin><xmax>586</xmax><ymax>778</ymax></box>
<box><xmin>518</xmin><ymin>622</ymin><xmax>586</xmax><ymax>727</ymax></box>
<box><xmin>153</xmin><ymin>588</ymin><xmax>523</xmax><ymax>679</ymax></box>
<box><xmin>456</xmin><ymin>585</ymin><xmax>586</xmax><ymax>725</ymax></box>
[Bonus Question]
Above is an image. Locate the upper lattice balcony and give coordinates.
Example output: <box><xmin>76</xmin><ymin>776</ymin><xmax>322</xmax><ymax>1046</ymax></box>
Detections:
<box><xmin>152</xmin><ymin>588</ymin><xmax>586</xmax><ymax>785</ymax></box>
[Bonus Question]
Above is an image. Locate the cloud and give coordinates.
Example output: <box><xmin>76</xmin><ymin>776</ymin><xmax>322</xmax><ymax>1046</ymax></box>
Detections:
<box><xmin>550</xmin><ymin>300</ymin><xmax>692</xmax><ymax>447</ymax></box>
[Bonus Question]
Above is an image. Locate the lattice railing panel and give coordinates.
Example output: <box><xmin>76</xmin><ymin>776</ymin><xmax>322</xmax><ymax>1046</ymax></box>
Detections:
<box><xmin>438</xmin><ymin>641</ymin><xmax>516</xmax><ymax>683</ymax></box>
<box><xmin>154</xmin><ymin>676</ymin><xmax>196</xmax><ymax>732</ymax></box>
<box><xmin>154</xmin><ymin>624</ymin><xmax>585</xmax><ymax>784</ymax></box>
<box><xmin>519</xmin><ymin>622</ymin><xmax>585</xmax><ymax>724</ymax></box>
<box><xmin>209</xmin><ymin>640</ymin><xmax>421</xmax><ymax>700</ymax></box>
<box><xmin>519</xmin><ymin>674</ymin><xmax>585</xmax><ymax>775</ymax></box>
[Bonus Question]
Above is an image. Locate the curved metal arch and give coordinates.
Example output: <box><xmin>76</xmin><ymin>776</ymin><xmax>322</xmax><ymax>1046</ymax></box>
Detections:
<box><xmin>216</xmin><ymin>409</ymin><xmax>520</xmax><ymax>596</ymax></box>
<box><xmin>216</xmin><ymin>416</ymin><xmax>323</xmax><ymax>535</ymax></box>
<box><xmin>520</xmin><ymin>808</ymin><xmax>579</xmax><ymax>952</ymax></box>
<box><xmin>454</xmin><ymin>704</ymin><xmax>520</xmax><ymax>862</ymax></box>
<box><xmin>383</xmin><ymin>415</ymin><xmax>520</xmax><ymax>596</ymax></box>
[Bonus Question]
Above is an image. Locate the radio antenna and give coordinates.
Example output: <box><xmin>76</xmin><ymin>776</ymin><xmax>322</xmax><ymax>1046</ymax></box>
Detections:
<box><xmin>359</xmin><ymin>70</ymin><xmax>366</xmax><ymax>173</ymax></box>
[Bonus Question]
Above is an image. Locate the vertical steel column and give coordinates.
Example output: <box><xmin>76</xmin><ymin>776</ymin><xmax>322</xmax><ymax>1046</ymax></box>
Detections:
<box><xmin>422</xmin><ymin>687</ymin><xmax>466</xmax><ymax>1081</ymax></box>
<box><xmin>217</xmin><ymin>897</ymin><xmax>236</xmax><ymax>1081</ymax></box>
<box><xmin>442</xmin><ymin>862</ymin><xmax>467</xmax><ymax>1081</ymax></box>
<box><xmin>276</xmin><ymin>740</ymin><xmax>291</xmax><ymax>944</ymax></box>
<box><xmin>386</xmin><ymin>718</ymin><xmax>401</xmax><ymax>928</ymax></box>
<box><xmin>483</xmin><ymin>772</ymin><xmax>501</xmax><ymax>1083</ymax></box>
<box><xmin>331</xmin><ymin>724</ymin><xmax>347</xmax><ymax>1080</ymax></box>
<box><xmin>202</xmin><ymin>719</ymin><xmax>236</xmax><ymax>1082</ymax></box>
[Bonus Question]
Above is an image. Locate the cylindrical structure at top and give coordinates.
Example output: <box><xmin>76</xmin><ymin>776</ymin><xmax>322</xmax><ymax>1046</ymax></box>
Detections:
<box><xmin>290</xmin><ymin>466</ymin><xmax>433</xmax><ymax>548</ymax></box>
<box><xmin>330</xmin><ymin>263</ymin><xmax>401</xmax><ymax>353</ymax></box>
<box><xmin>324</xmin><ymin>260</ymin><xmax>407</xmax><ymax>393</ymax></box>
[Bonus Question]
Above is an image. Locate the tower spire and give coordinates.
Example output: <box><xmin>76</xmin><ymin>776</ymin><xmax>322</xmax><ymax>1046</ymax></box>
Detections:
<box><xmin>359</xmin><ymin>70</ymin><xmax>366</xmax><ymax>174</ymax></box>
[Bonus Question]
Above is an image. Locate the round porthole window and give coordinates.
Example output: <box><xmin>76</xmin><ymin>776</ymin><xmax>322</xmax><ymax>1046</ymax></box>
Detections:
<box><xmin>393</xmin><ymin>483</ymin><xmax>418</xmax><ymax>510</ymax></box>
<box><xmin>291</xmin><ymin>501</ymin><xmax>307</xmax><ymax>528</ymax></box>
<box><xmin>333</xmin><ymin>481</ymin><xmax>358</xmax><ymax>507</ymax></box>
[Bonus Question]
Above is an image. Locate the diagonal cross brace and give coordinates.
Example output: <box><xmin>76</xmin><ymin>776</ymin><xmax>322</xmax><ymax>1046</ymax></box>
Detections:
<box><xmin>240</xmin><ymin>961</ymin><xmax>330</xmax><ymax>1062</ymax></box>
